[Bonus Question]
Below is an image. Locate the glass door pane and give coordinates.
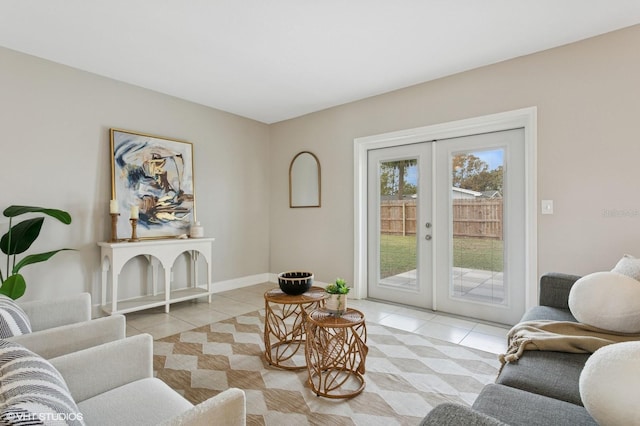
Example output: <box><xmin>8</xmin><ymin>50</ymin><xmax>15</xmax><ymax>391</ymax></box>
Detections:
<box><xmin>450</xmin><ymin>149</ymin><xmax>505</xmax><ymax>304</ymax></box>
<box><xmin>378</xmin><ymin>159</ymin><xmax>418</xmax><ymax>290</ymax></box>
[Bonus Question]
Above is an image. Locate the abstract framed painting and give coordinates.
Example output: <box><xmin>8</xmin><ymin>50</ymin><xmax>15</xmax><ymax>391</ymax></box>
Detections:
<box><xmin>110</xmin><ymin>129</ymin><xmax>196</xmax><ymax>240</ymax></box>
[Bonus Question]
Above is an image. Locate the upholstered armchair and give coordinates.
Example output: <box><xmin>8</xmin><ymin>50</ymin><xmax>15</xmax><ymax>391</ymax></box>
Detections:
<box><xmin>0</xmin><ymin>334</ymin><xmax>245</xmax><ymax>425</ymax></box>
<box><xmin>50</xmin><ymin>334</ymin><xmax>246</xmax><ymax>425</ymax></box>
<box><xmin>1</xmin><ymin>292</ymin><xmax>126</xmax><ymax>359</ymax></box>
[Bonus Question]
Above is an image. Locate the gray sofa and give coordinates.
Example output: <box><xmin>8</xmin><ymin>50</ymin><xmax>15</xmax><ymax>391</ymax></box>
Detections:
<box><xmin>421</xmin><ymin>273</ymin><xmax>598</xmax><ymax>426</ymax></box>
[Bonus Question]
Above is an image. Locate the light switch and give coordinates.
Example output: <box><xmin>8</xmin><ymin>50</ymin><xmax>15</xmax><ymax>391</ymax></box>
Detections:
<box><xmin>541</xmin><ymin>200</ymin><xmax>553</xmax><ymax>215</ymax></box>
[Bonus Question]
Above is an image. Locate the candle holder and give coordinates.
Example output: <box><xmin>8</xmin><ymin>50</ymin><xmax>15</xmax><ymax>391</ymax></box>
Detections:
<box><xmin>110</xmin><ymin>213</ymin><xmax>120</xmax><ymax>242</ymax></box>
<box><xmin>129</xmin><ymin>218</ymin><xmax>140</xmax><ymax>242</ymax></box>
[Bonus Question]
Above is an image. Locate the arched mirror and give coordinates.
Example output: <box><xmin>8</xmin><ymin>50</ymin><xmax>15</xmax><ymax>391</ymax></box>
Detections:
<box><xmin>289</xmin><ymin>151</ymin><xmax>321</xmax><ymax>208</ymax></box>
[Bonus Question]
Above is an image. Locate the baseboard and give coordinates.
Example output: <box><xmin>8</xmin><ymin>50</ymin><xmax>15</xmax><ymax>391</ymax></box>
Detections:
<box><xmin>92</xmin><ymin>272</ymin><xmax>330</xmax><ymax>317</ymax></box>
<box><xmin>212</xmin><ymin>273</ymin><xmax>272</xmax><ymax>292</ymax></box>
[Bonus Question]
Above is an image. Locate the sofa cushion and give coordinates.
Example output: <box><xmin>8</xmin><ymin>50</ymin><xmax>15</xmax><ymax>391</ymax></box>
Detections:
<box><xmin>0</xmin><ymin>295</ymin><xmax>31</xmax><ymax>338</ymax></box>
<box><xmin>568</xmin><ymin>271</ymin><xmax>640</xmax><ymax>333</ymax></box>
<box><xmin>519</xmin><ymin>305</ymin><xmax>576</xmax><ymax>323</ymax></box>
<box><xmin>0</xmin><ymin>340</ymin><xmax>84</xmax><ymax>425</ymax></box>
<box><xmin>580</xmin><ymin>341</ymin><xmax>640</xmax><ymax>426</ymax></box>
<box><xmin>538</xmin><ymin>273</ymin><xmax>581</xmax><ymax>309</ymax></box>
<box><xmin>77</xmin><ymin>377</ymin><xmax>192</xmax><ymax>425</ymax></box>
<box><xmin>496</xmin><ymin>350</ymin><xmax>589</xmax><ymax>406</ymax></box>
<box><xmin>420</xmin><ymin>403</ymin><xmax>507</xmax><ymax>426</ymax></box>
<box><xmin>472</xmin><ymin>384</ymin><xmax>597</xmax><ymax>426</ymax></box>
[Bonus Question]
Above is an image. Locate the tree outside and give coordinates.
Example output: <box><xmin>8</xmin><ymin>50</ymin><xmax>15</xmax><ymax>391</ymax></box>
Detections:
<box><xmin>380</xmin><ymin>159</ymin><xmax>417</xmax><ymax>198</ymax></box>
<box><xmin>452</xmin><ymin>153</ymin><xmax>503</xmax><ymax>193</ymax></box>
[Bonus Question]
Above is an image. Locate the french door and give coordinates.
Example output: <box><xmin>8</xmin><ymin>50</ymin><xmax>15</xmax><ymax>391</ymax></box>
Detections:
<box><xmin>367</xmin><ymin>128</ymin><xmax>526</xmax><ymax>324</ymax></box>
<box><xmin>368</xmin><ymin>143</ymin><xmax>433</xmax><ymax>307</ymax></box>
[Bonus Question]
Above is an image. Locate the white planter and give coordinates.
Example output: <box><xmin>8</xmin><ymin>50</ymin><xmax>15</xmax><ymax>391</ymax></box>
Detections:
<box><xmin>325</xmin><ymin>293</ymin><xmax>348</xmax><ymax>315</ymax></box>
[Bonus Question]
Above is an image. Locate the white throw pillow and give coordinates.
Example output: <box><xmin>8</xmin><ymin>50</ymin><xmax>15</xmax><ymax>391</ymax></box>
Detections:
<box><xmin>580</xmin><ymin>341</ymin><xmax>640</xmax><ymax>426</ymax></box>
<box><xmin>611</xmin><ymin>254</ymin><xmax>640</xmax><ymax>280</ymax></box>
<box><xmin>568</xmin><ymin>271</ymin><xmax>640</xmax><ymax>333</ymax></box>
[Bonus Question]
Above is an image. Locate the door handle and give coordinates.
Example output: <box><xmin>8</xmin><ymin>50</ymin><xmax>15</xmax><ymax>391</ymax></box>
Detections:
<box><xmin>425</xmin><ymin>234</ymin><xmax>432</xmax><ymax>240</ymax></box>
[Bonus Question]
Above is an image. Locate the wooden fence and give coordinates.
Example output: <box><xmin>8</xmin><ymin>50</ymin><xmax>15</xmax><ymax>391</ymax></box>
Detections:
<box><xmin>380</xmin><ymin>199</ymin><xmax>503</xmax><ymax>239</ymax></box>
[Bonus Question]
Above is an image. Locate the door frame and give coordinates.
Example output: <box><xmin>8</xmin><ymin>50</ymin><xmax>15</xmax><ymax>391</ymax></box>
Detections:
<box><xmin>353</xmin><ymin>107</ymin><xmax>538</xmax><ymax>312</ymax></box>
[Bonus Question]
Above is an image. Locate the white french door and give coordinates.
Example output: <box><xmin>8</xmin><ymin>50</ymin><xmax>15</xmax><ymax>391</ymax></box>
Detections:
<box><xmin>435</xmin><ymin>129</ymin><xmax>526</xmax><ymax>324</ymax></box>
<box><xmin>367</xmin><ymin>143</ymin><xmax>433</xmax><ymax>307</ymax></box>
<box><xmin>367</xmin><ymin>128</ymin><xmax>526</xmax><ymax>325</ymax></box>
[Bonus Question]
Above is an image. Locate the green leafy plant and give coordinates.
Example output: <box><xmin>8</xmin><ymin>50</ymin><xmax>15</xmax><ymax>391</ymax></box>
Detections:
<box><xmin>0</xmin><ymin>205</ymin><xmax>73</xmax><ymax>299</ymax></box>
<box><xmin>325</xmin><ymin>278</ymin><xmax>350</xmax><ymax>294</ymax></box>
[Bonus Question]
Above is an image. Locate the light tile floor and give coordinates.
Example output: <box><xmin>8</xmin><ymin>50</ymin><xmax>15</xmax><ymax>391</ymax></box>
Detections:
<box><xmin>125</xmin><ymin>282</ymin><xmax>510</xmax><ymax>355</ymax></box>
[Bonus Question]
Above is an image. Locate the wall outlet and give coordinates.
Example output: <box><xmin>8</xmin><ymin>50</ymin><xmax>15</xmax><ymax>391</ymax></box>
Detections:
<box><xmin>541</xmin><ymin>200</ymin><xmax>554</xmax><ymax>215</ymax></box>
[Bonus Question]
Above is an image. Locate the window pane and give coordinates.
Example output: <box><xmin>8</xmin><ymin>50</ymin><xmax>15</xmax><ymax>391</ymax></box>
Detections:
<box><xmin>450</xmin><ymin>149</ymin><xmax>505</xmax><ymax>304</ymax></box>
<box><xmin>378</xmin><ymin>159</ymin><xmax>418</xmax><ymax>290</ymax></box>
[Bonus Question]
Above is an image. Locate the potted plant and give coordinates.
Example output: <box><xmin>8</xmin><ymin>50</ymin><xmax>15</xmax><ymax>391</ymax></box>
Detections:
<box><xmin>325</xmin><ymin>278</ymin><xmax>350</xmax><ymax>315</ymax></box>
<box><xmin>0</xmin><ymin>205</ymin><xmax>73</xmax><ymax>299</ymax></box>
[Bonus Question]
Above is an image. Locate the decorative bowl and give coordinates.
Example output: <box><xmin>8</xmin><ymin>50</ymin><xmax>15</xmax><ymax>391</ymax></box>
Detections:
<box><xmin>277</xmin><ymin>271</ymin><xmax>314</xmax><ymax>295</ymax></box>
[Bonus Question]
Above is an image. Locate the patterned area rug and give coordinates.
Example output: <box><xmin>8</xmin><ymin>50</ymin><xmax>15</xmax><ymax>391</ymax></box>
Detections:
<box><xmin>153</xmin><ymin>309</ymin><xmax>500</xmax><ymax>426</ymax></box>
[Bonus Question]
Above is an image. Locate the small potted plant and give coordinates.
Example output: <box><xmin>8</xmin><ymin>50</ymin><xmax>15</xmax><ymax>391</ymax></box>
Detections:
<box><xmin>325</xmin><ymin>278</ymin><xmax>350</xmax><ymax>315</ymax></box>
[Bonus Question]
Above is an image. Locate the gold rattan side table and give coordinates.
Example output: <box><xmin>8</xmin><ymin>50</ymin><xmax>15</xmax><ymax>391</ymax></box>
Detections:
<box><xmin>305</xmin><ymin>308</ymin><xmax>368</xmax><ymax>398</ymax></box>
<box><xmin>263</xmin><ymin>286</ymin><xmax>326</xmax><ymax>370</ymax></box>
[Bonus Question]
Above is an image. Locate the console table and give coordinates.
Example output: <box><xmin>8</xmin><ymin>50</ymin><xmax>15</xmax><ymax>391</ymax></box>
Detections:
<box><xmin>98</xmin><ymin>238</ymin><xmax>215</xmax><ymax>315</ymax></box>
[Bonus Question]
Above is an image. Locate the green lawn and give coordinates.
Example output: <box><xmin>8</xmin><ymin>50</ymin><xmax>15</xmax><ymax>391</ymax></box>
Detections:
<box><xmin>379</xmin><ymin>234</ymin><xmax>503</xmax><ymax>278</ymax></box>
<box><xmin>453</xmin><ymin>236</ymin><xmax>504</xmax><ymax>272</ymax></box>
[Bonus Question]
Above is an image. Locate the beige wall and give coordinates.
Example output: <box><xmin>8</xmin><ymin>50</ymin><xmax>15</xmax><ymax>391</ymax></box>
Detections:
<box><xmin>269</xmin><ymin>24</ymin><xmax>640</xmax><ymax>284</ymax></box>
<box><xmin>0</xmin><ymin>46</ymin><xmax>270</xmax><ymax>302</ymax></box>
<box><xmin>2</xmin><ymin>24</ymin><xmax>639</xmax><ymax>304</ymax></box>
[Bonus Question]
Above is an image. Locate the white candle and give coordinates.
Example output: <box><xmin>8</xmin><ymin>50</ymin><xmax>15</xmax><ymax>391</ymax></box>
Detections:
<box><xmin>109</xmin><ymin>200</ymin><xmax>119</xmax><ymax>214</ymax></box>
<box><xmin>130</xmin><ymin>206</ymin><xmax>139</xmax><ymax>219</ymax></box>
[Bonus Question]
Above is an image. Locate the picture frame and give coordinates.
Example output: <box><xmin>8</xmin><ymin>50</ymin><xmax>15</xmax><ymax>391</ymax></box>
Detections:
<box><xmin>110</xmin><ymin>128</ymin><xmax>196</xmax><ymax>240</ymax></box>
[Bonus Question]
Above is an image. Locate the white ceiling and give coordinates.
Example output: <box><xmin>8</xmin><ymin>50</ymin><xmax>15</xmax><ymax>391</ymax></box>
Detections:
<box><xmin>1</xmin><ymin>1</ymin><xmax>640</xmax><ymax>124</ymax></box>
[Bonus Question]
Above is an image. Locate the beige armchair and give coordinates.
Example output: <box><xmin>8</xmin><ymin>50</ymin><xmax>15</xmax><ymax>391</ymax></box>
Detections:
<box><xmin>7</xmin><ymin>292</ymin><xmax>126</xmax><ymax>359</ymax></box>
<box><xmin>19</xmin><ymin>292</ymin><xmax>92</xmax><ymax>329</ymax></box>
<box><xmin>51</xmin><ymin>334</ymin><xmax>246</xmax><ymax>425</ymax></box>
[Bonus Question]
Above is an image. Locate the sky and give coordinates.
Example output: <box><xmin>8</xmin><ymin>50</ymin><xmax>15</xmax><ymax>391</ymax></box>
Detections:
<box><xmin>476</xmin><ymin>149</ymin><xmax>503</xmax><ymax>170</ymax></box>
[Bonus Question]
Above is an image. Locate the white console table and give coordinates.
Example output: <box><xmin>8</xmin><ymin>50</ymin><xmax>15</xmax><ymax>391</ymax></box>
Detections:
<box><xmin>98</xmin><ymin>238</ymin><xmax>215</xmax><ymax>315</ymax></box>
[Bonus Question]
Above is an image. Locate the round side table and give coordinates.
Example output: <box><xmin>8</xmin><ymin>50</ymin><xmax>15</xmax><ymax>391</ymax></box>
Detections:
<box><xmin>263</xmin><ymin>286</ymin><xmax>326</xmax><ymax>370</ymax></box>
<box><xmin>305</xmin><ymin>308</ymin><xmax>368</xmax><ymax>398</ymax></box>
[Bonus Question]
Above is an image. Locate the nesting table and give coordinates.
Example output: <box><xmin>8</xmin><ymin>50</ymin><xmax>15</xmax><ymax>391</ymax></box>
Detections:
<box><xmin>305</xmin><ymin>308</ymin><xmax>368</xmax><ymax>398</ymax></box>
<box><xmin>263</xmin><ymin>286</ymin><xmax>326</xmax><ymax>370</ymax></box>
